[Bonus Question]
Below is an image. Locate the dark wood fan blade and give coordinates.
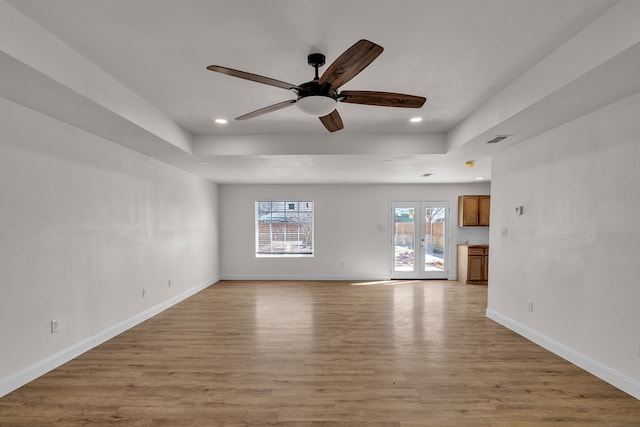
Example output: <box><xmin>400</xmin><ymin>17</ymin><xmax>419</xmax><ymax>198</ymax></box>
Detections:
<box><xmin>318</xmin><ymin>40</ymin><xmax>383</xmax><ymax>90</ymax></box>
<box><xmin>207</xmin><ymin>65</ymin><xmax>302</xmax><ymax>91</ymax></box>
<box><xmin>340</xmin><ymin>90</ymin><xmax>426</xmax><ymax>108</ymax></box>
<box><xmin>319</xmin><ymin>109</ymin><xmax>344</xmax><ymax>132</ymax></box>
<box><xmin>236</xmin><ymin>100</ymin><xmax>296</xmax><ymax>120</ymax></box>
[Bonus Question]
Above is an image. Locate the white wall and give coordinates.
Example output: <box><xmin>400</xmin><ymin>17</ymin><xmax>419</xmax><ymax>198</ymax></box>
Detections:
<box><xmin>487</xmin><ymin>92</ymin><xmax>640</xmax><ymax>399</ymax></box>
<box><xmin>219</xmin><ymin>182</ymin><xmax>490</xmax><ymax>280</ymax></box>
<box><xmin>0</xmin><ymin>98</ymin><xmax>220</xmax><ymax>396</ymax></box>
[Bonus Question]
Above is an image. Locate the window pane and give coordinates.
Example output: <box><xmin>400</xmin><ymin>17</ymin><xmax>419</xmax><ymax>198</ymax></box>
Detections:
<box><xmin>256</xmin><ymin>200</ymin><xmax>313</xmax><ymax>256</ymax></box>
<box><xmin>424</xmin><ymin>207</ymin><xmax>445</xmax><ymax>272</ymax></box>
<box><xmin>394</xmin><ymin>207</ymin><xmax>415</xmax><ymax>271</ymax></box>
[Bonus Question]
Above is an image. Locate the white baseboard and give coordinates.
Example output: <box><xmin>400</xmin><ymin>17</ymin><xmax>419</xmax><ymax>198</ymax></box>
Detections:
<box><xmin>486</xmin><ymin>308</ymin><xmax>640</xmax><ymax>400</ymax></box>
<box><xmin>220</xmin><ymin>274</ymin><xmax>391</xmax><ymax>281</ymax></box>
<box><xmin>0</xmin><ymin>276</ymin><xmax>220</xmax><ymax>398</ymax></box>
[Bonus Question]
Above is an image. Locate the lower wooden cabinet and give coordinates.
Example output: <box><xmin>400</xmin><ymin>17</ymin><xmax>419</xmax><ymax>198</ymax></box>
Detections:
<box><xmin>457</xmin><ymin>244</ymin><xmax>489</xmax><ymax>285</ymax></box>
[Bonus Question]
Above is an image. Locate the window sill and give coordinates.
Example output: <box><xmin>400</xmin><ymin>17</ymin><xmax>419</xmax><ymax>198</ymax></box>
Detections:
<box><xmin>256</xmin><ymin>253</ymin><xmax>314</xmax><ymax>258</ymax></box>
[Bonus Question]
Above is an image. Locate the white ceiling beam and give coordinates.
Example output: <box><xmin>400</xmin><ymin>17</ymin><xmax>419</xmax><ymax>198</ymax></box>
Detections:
<box><xmin>0</xmin><ymin>0</ymin><xmax>193</xmax><ymax>156</ymax></box>
<box><xmin>193</xmin><ymin>133</ymin><xmax>446</xmax><ymax>156</ymax></box>
<box><xmin>447</xmin><ymin>0</ymin><xmax>640</xmax><ymax>153</ymax></box>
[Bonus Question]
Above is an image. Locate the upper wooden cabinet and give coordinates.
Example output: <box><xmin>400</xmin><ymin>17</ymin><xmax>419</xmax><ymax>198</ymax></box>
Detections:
<box><xmin>458</xmin><ymin>195</ymin><xmax>491</xmax><ymax>226</ymax></box>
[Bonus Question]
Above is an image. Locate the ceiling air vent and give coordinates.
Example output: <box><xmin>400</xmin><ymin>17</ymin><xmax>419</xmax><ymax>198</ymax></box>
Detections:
<box><xmin>486</xmin><ymin>135</ymin><xmax>510</xmax><ymax>144</ymax></box>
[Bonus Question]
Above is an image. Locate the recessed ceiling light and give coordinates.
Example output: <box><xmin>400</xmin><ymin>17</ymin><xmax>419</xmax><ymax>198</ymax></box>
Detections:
<box><xmin>465</xmin><ymin>160</ymin><xmax>475</xmax><ymax>168</ymax></box>
<box><xmin>214</xmin><ymin>118</ymin><xmax>228</xmax><ymax>124</ymax></box>
<box><xmin>422</xmin><ymin>173</ymin><xmax>433</xmax><ymax>177</ymax></box>
<box><xmin>382</xmin><ymin>159</ymin><xmax>392</xmax><ymax>163</ymax></box>
<box><xmin>475</xmin><ymin>177</ymin><xmax>484</xmax><ymax>180</ymax></box>
<box><xmin>409</xmin><ymin>117</ymin><xmax>423</xmax><ymax>123</ymax></box>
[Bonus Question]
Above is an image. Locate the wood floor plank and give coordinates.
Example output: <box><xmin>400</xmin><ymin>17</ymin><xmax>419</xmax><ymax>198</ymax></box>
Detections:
<box><xmin>1</xmin><ymin>280</ymin><xmax>639</xmax><ymax>426</ymax></box>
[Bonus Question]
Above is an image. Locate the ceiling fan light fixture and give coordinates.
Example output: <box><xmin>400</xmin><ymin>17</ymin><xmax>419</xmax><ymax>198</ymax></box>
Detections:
<box><xmin>207</xmin><ymin>39</ymin><xmax>425</xmax><ymax>132</ymax></box>
<box><xmin>296</xmin><ymin>95</ymin><xmax>337</xmax><ymax>116</ymax></box>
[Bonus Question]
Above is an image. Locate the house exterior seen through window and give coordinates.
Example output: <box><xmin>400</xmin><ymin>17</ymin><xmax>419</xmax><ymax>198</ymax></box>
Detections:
<box><xmin>255</xmin><ymin>201</ymin><xmax>314</xmax><ymax>257</ymax></box>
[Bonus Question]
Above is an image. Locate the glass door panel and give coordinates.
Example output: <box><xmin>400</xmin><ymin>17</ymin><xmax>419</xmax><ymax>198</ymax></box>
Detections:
<box><xmin>392</xmin><ymin>204</ymin><xmax>418</xmax><ymax>277</ymax></box>
<box><xmin>422</xmin><ymin>203</ymin><xmax>447</xmax><ymax>278</ymax></box>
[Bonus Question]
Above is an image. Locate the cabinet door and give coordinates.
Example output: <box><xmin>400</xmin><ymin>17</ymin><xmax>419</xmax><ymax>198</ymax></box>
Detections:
<box><xmin>459</xmin><ymin>196</ymin><xmax>479</xmax><ymax>226</ymax></box>
<box><xmin>478</xmin><ymin>196</ymin><xmax>491</xmax><ymax>226</ymax></box>
<box><xmin>467</xmin><ymin>255</ymin><xmax>484</xmax><ymax>281</ymax></box>
<box><xmin>482</xmin><ymin>254</ymin><xmax>489</xmax><ymax>281</ymax></box>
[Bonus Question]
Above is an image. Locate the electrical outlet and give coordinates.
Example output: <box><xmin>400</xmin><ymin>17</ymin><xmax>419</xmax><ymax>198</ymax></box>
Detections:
<box><xmin>168</xmin><ymin>279</ymin><xmax>172</xmax><ymax>288</ymax></box>
<box><xmin>50</xmin><ymin>319</ymin><xmax>60</xmax><ymax>334</ymax></box>
<box><xmin>142</xmin><ymin>288</ymin><xmax>147</xmax><ymax>298</ymax></box>
<box><xmin>501</xmin><ymin>227</ymin><xmax>508</xmax><ymax>238</ymax></box>
<box><xmin>528</xmin><ymin>301</ymin><xmax>534</xmax><ymax>312</ymax></box>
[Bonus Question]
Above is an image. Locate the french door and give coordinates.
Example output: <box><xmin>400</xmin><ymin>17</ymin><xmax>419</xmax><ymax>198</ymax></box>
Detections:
<box><xmin>390</xmin><ymin>201</ymin><xmax>449</xmax><ymax>279</ymax></box>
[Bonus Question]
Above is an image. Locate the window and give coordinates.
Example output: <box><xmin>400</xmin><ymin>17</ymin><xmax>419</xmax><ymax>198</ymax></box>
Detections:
<box><xmin>256</xmin><ymin>200</ymin><xmax>314</xmax><ymax>257</ymax></box>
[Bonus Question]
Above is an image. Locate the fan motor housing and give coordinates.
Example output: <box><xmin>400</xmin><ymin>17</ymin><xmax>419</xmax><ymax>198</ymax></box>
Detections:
<box><xmin>307</xmin><ymin>53</ymin><xmax>325</xmax><ymax>68</ymax></box>
<box><xmin>297</xmin><ymin>81</ymin><xmax>336</xmax><ymax>98</ymax></box>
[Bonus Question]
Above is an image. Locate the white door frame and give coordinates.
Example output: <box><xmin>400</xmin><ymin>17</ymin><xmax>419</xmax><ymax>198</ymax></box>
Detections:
<box><xmin>390</xmin><ymin>201</ymin><xmax>450</xmax><ymax>279</ymax></box>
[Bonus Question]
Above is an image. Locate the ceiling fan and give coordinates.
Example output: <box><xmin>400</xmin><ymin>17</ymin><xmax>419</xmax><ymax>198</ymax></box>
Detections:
<box><xmin>206</xmin><ymin>39</ymin><xmax>426</xmax><ymax>132</ymax></box>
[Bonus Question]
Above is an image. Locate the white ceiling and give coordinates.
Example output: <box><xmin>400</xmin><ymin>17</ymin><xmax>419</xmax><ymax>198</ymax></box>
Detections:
<box><xmin>2</xmin><ymin>0</ymin><xmax>630</xmax><ymax>183</ymax></box>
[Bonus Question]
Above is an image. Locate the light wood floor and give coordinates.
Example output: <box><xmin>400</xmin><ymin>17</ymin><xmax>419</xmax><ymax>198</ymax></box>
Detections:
<box><xmin>1</xmin><ymin>280</ymin><xmax>639</xmax><ymax>426</ymax></box>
